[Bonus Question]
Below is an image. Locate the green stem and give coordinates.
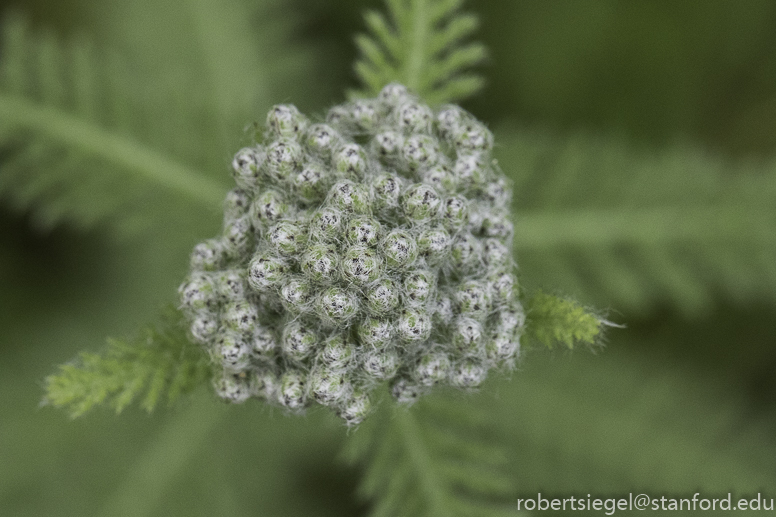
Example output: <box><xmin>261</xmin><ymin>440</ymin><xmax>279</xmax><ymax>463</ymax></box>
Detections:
<box><xmin>515</xmin><ymin>205</ymin><xmax>773</xmax><ymax>249</ymax></box>
<box><xmin>405</xmin><ymin>0</ymin><xmax>429</xmax><ymax>93</ymax></box>
<box><xmin>0</xmin><ymin>94</ymin><xmax>225</xmax><ymax>210</ymax></box>
<box><xmin>395</xmin><ymin>407</ymin><xmax>449</xmax><ymax>517</ymax></box>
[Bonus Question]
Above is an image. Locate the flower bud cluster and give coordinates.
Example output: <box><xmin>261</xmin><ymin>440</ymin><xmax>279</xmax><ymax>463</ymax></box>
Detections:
<box><xmin>179</xmin><ymin>84</ymin><xmax>524</xmax><ymax>425</ymax></box>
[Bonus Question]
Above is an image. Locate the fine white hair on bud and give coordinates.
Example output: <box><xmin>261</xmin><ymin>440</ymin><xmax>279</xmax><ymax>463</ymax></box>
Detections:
<box><xmin>248</xmin><ymin>254</ymin><xmax>288</xmax><ymax>291</ymax></box>
<box><xmin>450</xmin><ymin>359</ymin><xmax>488</xmax><ymax>388</ymax></box>
<box><xmin>249</xmin><ymin>189</ymin><xmax>291</xmax><ymax>228</ymax></box>
<box><xmin>250</xmin><ymin>325</ymin><xmax>278</xmax><ymax>357</ymax></box>
<box><xmin>338</xmin><ymin>389</ymin><xmax>373</xmax><ymax>426</ymax></box>
<box><xmin>266</xmin><ymin>104</ymin><xmax>309</xmax><ymax>139</ymax></box>
<box><xmin>334</xmin><ymin>143</ymin><xmax>369</xmax><ymax>179</ymax></box>
<box><xmin>231</xmin><ymin>147</ymin><xmax>263</xmax><ymax>193</ymax></box>
<box><xmin>305</xmin><ymin>123</ymin><xmax>340</xmax><ymax>159</ymax></box>
<box><xmin>414</xmin><ymin>351</ymin><xmax>452</xmax><ymax>386</ymax></box>
<box><xmin>372</xmin><ymin>131</ymin><xmax>404</xmax><ymax>165</ymax></box>
<box><xmin>381</xmin><ymin>229</ymin><xmax>418</xmax><ymax>268</ymax></box>
<box><xmin>316</xmin><ymin>287</ymin><xmax>359</xmax><ymax>326</ymax></box>
<box><xmin>378</xmin><ymin>82</ymin><xmax>411</xmax><ymax>106</ymax></box>
<box><xmin>366</xmin><ymin>278</ymin><xmax>400</xmax><ymax>315</ymax></box>
<box><xmin>371</xmin><ymin>173</ymin><xmax>404</xmax><ymax>212</ymax></box>
<box><xmin>179</xmin><ymin>272</ymin><xmax>218</xmax><ymax>314</ymax></box>
<box><xmin>217</xmin><ymin>332</ymin><xmax>251</xmax><ymax>371</ymax></box>
<box><xmin>265</xmin><ymin>139</ymin><xmax>303</xmax><ymax>185</ymax></box>
<box><xmin>279</xmin><ymin>370</ymin><xmax>308</xmax><ymax>410</ymax></box>
<box><xmin>214</xmin><ymin>371</ymin><xmax>252</xmax><ymax>404</ymax></box>
<box><xmin>346</xmin><ymin>216</ymin><xmax>382</xmax><ymax>247</ymax></box>
<box><xmin>402</xmin><ymin>183</ymin><xmax>442</xmax><ymax>222</ymax></box>
<box><xmin>190</xmin><ymin>312</ymin><xmax>218</xmax><ymax>345</ymax></box>
<box><xmin>357</xmin><ymin>318</ymin><xmax>394</xmax><ymax>348</ymax></box>
<box><xmin>180</xmin><ymin>84</ymin><xmax>521</xmax><ymax>425</ymax></box>
<box><xmin>268</xmin><ymin>221</ymin><xmax>307</xmax><ymax>256</ymax></box>
<box><xmin>221</xmin><ymin>300</ymin><xmax>259</xmax><ymax>335</ymax></box>
<box><xmin>391</xmin><ymin>377</ymin><xmax>427</xmax><ymax>406</ymax></box>
<box><xmin>310</xmin><ymin>367</ymin><xmax>350</xmax><ymax>406</ymax></box>
<box><xmin>190</xmin><ymin>239</ymin><xmax>224</xmax><ymax>272</ymax></box>
<box><xmin>320</xmin><ymin>334</ymin><xmax>356</xmax><ymax>370</ymax></box>
<box><xmin>341</xmin><ymin>246</ymin><xmax>382</xmax><ymax>284</ymax></box>
<box><xmin>362</xmin><ymin>348</ymin><xmax>400</xmax><ymax>380</ymax></box>
<box><xmin>281</xmin><ymin>320</ymin><xmax>319</xmax><ymax>362</ymax></box>
<box><xmin>223</xmin><ymin>189</ymin><xmax>251</xmax><ymax>224</ymax></box>
<box><xmin>396</xmin><ymin>308</ymin><xmax>432</xmax><ymax>342</ymax></box>
<box><xmin>396</xmin><ymin>101</ymin><xmax>433</xmax><ymax>133</ymax></box>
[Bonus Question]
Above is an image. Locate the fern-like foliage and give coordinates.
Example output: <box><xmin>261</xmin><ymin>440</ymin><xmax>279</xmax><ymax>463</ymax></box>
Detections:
<box><xmin>524</xmin><ymin>291</ymin><xmax>603</xmax><ymax>350</ymax></box>
<box><xmin>0</xmin><ymin>13</ymin><xmax>226</xmax><ymax>238</ymax></box>
<box><xmin>0</xmin><ymin>1</ymin><xmax>321</xmax><ymax>239</ymax></box>
<box><xmin>488</xmin><ymin>348</ymin><xmax>776</xmax><ymax>498</ymax></box>
<box><xmin>353</xmin><ymin>0</ymin><xmax>486</xmax><ymax>105</ymax></box>
<box><xmin>343</xmin><ymin>392</ymin><xmax>515</xmax><ymax>517</ymax></box>
<box><xmin>43</xmin><ymin>307</ymin><xmax>210</xmax><ymax>418</ymax></box>
<box><xmin>496</xmin><ymin>126</ymin><xmax>776</xmax><ymax>316</ymax></box>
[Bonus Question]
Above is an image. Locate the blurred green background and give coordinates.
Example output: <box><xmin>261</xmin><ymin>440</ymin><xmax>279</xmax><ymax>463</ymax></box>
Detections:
<box><xmin>1</xmin><ymin>0</ymin><xmax>775</xmax><ymax>515</ymax></box>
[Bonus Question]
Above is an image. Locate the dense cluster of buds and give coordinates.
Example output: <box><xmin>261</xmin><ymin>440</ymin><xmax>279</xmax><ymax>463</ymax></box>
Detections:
<box><xmin>178</xmin><ymin>84</ymin><xmax>524</xmax><ymax>425</ymax></box>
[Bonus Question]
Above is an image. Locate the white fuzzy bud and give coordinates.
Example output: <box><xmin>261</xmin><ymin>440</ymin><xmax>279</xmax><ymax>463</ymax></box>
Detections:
<box><xmin>266</xmin><ymin>104</ymin><xmax>309</xmax><ymax>139</ymax></box>
<box><xmin>450</xmin><ymin>359</ymin><xmax>487</xmax><ymax>388</ymax></box>
<box><xmin>282</xmin><ymin>320</ymin><xmax>319</xmax><ymax>362</ymax></box>
<box><xmin>190</xmin><ymin>312</ymin><xmax>218</xmax><ymax>345</ymax></box>
<box><xmin>396</xmin><ymin>308</ymin><xmax>431</xmax><ymax>342</ymax></box>
<box><xmin>310</xmin><ymin>367</ymin><xmax>350</xmax><ymax>406</ymax></box>
<box><xmin>221</xmin><ymin>300</ymin><xmax>259</xmax><ymax>336</ymax></box>
<box><xmin>414</xmin><ymin>352</ymin><xmax>452</xmax><ymax>386</ymax></box>
<box><xmin>249</xmin><ymin>189</ymin><xmax>291</xmax><ymax>228</ymax></box>
<box><xmin>391</xmin><ymin>377</ymin><xmax>426</xmax><ymax>405</ymax></box>
<box><xmin>362</xmin><ymin>348</ymin><xmax>400</xmax><ymax>380</ymax></box>
<box><xmin>181</xmin><ymin>86</ymin><xmax>522</xmax><ymax>424</ymax></box>
<box><xmin>301</xmin><ymin>244</ymin><xmax>339</xmax><ymax>283</ymax></box>
<box><xmin>381</xmin><ymin>229</ymin><xmax>418</xmax><ymax>268</ymax></box>
<box><xmin>190</xmin><ymin>239</ymin><xmax>224</xmax><ymax>272</ymax></box>
<box><xmin>366</xmin><ymin>278</ymin><xmax>400</xmax><ymax>315</ymax></box>
<box><xmin>265</xmin><ymin>139</ymin><xmax>303</xmax><ymax>184</ymax></box>
<box><xmin>250</xmin><ymin>325</ymin><xmax>278</xmax><ymax>357</ymax></box>
<box><xmin>316</xmin><ymin>287</ymin><xmax>359</xmax><ymax>326</ymax></box>
<box><xmin>452</xmin><ymin>317</ymin><xmax>484</xmax><ymax>357</ymax></box>
<box><xmin>338</xmin><ymin>389</ymin><xmax>372</xmax><ymax>426</ymax></box>
<box><xmin>214</xmin><ymin>371</ymin><xmax>252</xmax><ymax>403</ymax></box>
<box><xmin>402</xmin><ymin>269</ymin><xmax>435</xmax><ymax>307</ymax></box>
<box><xmin>231</xmin><ymin>147</ymin><xmax>263</xmax><ymax>193</ymax></box>
<box><xmin>334</xmin><ymin>143</ymin><xmax>369</xmax><ymax>179</ymax></box>
<box><xmin>216</xmin><ymin>332</ymin><xmax>251</xmax><ymax>371</ymax></box>
<box><xmin>248</xmin><ymin>254</ymin><xmax>288</xmax><ymax>292</ymax></box>
<box><xmin>320</xmin><ymin>334</ymin><xmax>356</xmax><ymax>370</ymax></box>
<box><xmin>357</xmin><ymin>318</ymin><xmax>394</xmax><ymax>348</ymax></box>
<box><xmin>341</xmin><ymin>246</ymin><xmax>382</xmax><ymax>284</ymax></box>
<box><xmin>402</xmin><ymin>183</ymin><xmax>442</xmax><ymax>222</ymax></box>
<box><xmin>396</xmin><ymin>101</ymin><xmax>433</xmax><ymax>133</ymax></box>
<box><xmin>305</xmin><ymin>123</ymin><xmax>340</xmax><ymax>159</ymax></box>
<box><xmin>279</xmin><ymin>370</ymin><xmax>308</xmax><ymax>410</ymax></box>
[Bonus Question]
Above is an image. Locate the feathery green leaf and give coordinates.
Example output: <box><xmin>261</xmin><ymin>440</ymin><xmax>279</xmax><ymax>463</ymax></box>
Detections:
<box><xmin>497</xmin><ymin>126</ymin><xmax>776</xmax><ymax>316</ymax></box>
<box><xmin>43</xmin><ymin>307</ymin><xmax>211</xmax><ymax>418</ymax></box>
<box><xmin>344</xmin><ymin>392</ymin><xmax>515</xmax><ymax>517</ymax></box>
<box><xmin>352</xmin><ymin>0</ymin><xmax>485</xmax><ymax>104</ymax></box>
<box><xmin>0</xmin><ymin>13</ymin><xmax>226</xmax><ymax>237</ymax></box>
<box><xmin>487</xmin><ymin>347</ymin><xmax>776</xmax><ymax>497</ymax></box>
<box><xmin>523</xmin><ymin>290</ymin><xmax>603</xmax><ymax>350</ymax></box>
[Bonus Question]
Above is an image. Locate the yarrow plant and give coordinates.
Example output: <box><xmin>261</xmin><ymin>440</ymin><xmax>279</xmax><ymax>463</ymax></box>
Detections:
<box><xmin>32</xmin><ymin>0</ymin><xmax>612</xmax><ymax>513</ymax></box>
<box><xmin>41</xmin><ymin>0</ymin><xmax>605</xmax><ymax>426</ymax></box>
<box><xmin>180</xmin><ymin>84</ymin><xmax>523</xmax><ymax>424</ymax></box>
